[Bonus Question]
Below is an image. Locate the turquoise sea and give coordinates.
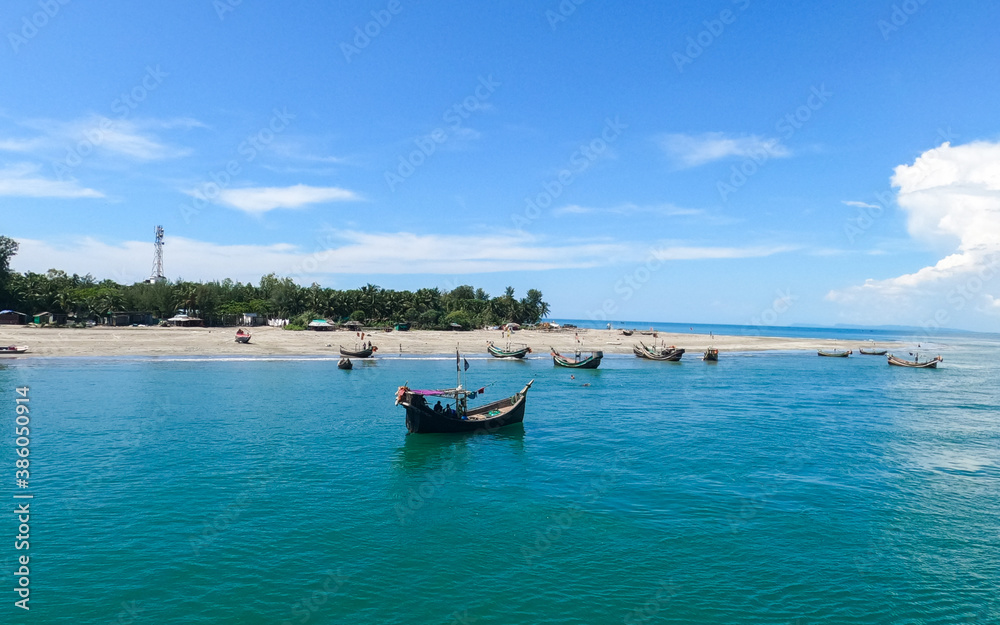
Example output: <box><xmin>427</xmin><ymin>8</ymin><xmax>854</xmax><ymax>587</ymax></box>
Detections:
<box><xmin>2</xmin><ymin>337</ymin><xmax>999</xmax><ymax>624</ymax></box>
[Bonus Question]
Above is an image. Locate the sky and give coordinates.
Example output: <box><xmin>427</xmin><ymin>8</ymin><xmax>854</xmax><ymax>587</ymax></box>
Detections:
<box><xmin>1</xmin><ymin>0</ymin><xmax>999</xmax><ymax>331</ymax></box>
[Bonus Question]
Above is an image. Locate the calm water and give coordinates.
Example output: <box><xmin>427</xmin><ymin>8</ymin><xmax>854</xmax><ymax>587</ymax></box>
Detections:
<box><xmin>2</xmin><ymin>342</ymin><xmax>998</xmax><ymax>624</ymax></box>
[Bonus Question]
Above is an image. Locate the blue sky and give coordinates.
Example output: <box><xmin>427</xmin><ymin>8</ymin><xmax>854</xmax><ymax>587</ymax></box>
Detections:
<box><xmin>2</xmin><ymin>0</ymin><xmax>1000</xmax><ymax>330</ymax></box>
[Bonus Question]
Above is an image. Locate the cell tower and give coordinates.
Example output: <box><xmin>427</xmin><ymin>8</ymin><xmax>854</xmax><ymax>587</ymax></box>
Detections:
<box><xmin>146</xmin><ymin>225</ymin><xmax>166</xmax><ymax>284</ymax></box>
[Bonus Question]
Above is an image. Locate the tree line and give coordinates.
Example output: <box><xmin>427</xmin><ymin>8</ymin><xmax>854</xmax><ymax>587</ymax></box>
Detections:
<box><xmin>0</xmin><ymin>236</ymin><xmax>550</xmax><ymax>329</ymax></box>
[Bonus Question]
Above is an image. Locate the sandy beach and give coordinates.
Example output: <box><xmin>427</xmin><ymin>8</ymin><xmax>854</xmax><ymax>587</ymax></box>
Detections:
<box><xmin>0</xmin><ymin>325</ymin><xmax>897</xmax><ymax>358</ymax></box>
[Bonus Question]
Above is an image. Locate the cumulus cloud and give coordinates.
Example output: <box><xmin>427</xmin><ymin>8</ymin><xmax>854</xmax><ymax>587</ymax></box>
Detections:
<box><xmin>660</xmin><ymin>132</ymin><xmax>790</xmax><ymax>168</ymax></box>
<box><xmin>209</xmin><ymin>184</ymin><xmax>362</xmax><ymax>214</ymax></box>
<box><xmin>827</xmin><ymin>141</ymin><xmax>1000</xmax><ymax>329</ymax></box>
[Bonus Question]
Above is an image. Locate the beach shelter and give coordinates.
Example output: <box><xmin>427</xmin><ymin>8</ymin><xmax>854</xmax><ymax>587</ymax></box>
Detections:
<box><xmin>308</xmin><ymin>319</ymin><xmax>334</xmax><ymax>331</ymax></box>
<box><xmin>0</xmin><ymin>310</ymin><xmax>27</xmax><ymax>325</ymax></box>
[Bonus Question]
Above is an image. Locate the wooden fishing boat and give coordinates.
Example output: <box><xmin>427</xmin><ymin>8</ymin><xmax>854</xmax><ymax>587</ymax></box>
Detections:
<box><xmin>818</xmin><ymin>349</ymin><xmax>851</xmax><ymax>357</ymax></box>
<box><xmin>234</xmin><ymin>329</ymin><xmax>251</xmax><ymax>344</ymax></box>
<box><xmin>395</xmin><ymin>380</ymin><xmax>534</xmax><ymax>434</ymax></box>
<box><xmin>0</xmin><ymin>345</ymin><xmax>28</xmax><ymax>354</ymax></box>
<box><xmin>551</xmin><ymin>348</ymin><xmax>603</xmax><ymax>368</ymax></box>
<box><xmin>859</xmin><ymin>348</ymin><xmax>887</xmax><ymax>355</ymax></box>
<box><xmin>337</xmin><ymin>357</ymin><xmax>353</xmax><ymax>370</ymax></box>
<box><xmin>340</xmin><ymin>345</ymin><xmax>376</xmax><ymax>358</ymax></box>
<box><xmin>888</xmin><ymin>354</ymin><xmax>942</xmax><ymax>368</ymax></box>
<box><xmin>621</xmin><ymin>329</ymin><xmax>633</xmax><ymax>336</ymax></box>
<box><xmin>633</xmin><ymin>341</ymin><xmax>684</xmax><ymax>361</ymax></box>
<box><xmin>703</xmin><ymin>347</ymin><xmax>719</xmax><ymax>361</ymax></box>
<box><xmin>487</xmin><ymin>342</ymin><xmax>531</xmax><ymax>359</ymax></box>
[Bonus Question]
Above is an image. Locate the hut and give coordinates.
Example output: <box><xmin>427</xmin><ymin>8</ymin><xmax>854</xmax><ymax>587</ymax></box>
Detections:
<box><xmin>166</xmin><ymin>314</ymin><xmax>204</xmax><ymax>327</ymax></box>
<box><xmin>342</xmin><ymin>320</ymin><xmax>363</xmax><ymax>332</ymax></box>
<box><xmin>0</xmin><ymin>310</ymin><xmax>27</xmax><ymax>325</ymax></box>
<box><xmin>307</xmin><ymin>319</ymin><xmax>334</xmax><ymax>331</ymax></box>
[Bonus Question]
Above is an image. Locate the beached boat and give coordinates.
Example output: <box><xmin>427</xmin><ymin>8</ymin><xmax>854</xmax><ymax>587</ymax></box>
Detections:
<box><xmin>888</xmin><ymin>353</ymin><xmax>942</xmax><ymax>368</ymax></box>
<box><xmin>0</xmin><ymin>345</ymin><xmax>28</xmax><ymax>354</ymax></box>
<box><xmin>551</xmin><ymin>348</ymin><xmax>603</xmax><ymax>368</ymax></box>
<box><xmin>703</xmin><ymin>347</ymin><xmax>719</xmax><ymax>361</ymax></box>
<box><xmin>621</xmin><ymin>329</ymin><xmax>633</xmax><ymax>336</ymax></box>
<box><xmin>340</xmin><ymin>345</ymin><xmax>376</xmax><ymax>358</ymax></box>
<box><xmin>234</xmin><ymin>329</ymin><xmax>251</xmax><ymax>343</ymax></box>
<box><xmin>395</xmin><ymin>380</ymin><xmax>534</xmax><ymax>434</ymax></box>
<box><xmin>633</xmin><ymin>341</ymin><xmax>684</xmax><ymax>361</ymax></box>
<box><xmin>337</xmin><ymin>357</ymin><xmax>353</xmax><ymax>370</ymax></box>
<box><xmin>818</xmin><ymin>349</ymin><xmax>851</xmax><ymax>357</ymax></box>
<box><xmin>487</xmin><ymin>341</ymin><xmax>531</xmax><ymax>359</ymax></box>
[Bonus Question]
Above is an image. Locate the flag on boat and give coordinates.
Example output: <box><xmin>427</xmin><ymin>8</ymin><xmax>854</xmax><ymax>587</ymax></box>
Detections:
<box><xmin>463</xmin><ymin>358</ymin><xmax>470</xmax><ymax>371</ymax></box>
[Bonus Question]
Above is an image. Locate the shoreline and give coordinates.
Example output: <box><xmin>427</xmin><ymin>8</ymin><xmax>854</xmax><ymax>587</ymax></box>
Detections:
<box><xmin>0</xmin><ymin>325</ymin><xmax>904</xmax><ymax>359</ymax></box>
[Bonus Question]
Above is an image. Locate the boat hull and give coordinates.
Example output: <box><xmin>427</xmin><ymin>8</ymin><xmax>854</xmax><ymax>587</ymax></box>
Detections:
<box><xmin>402</xmin><ymin>390</ymin><xmax>530</xmax><ymax>434</ymax></box>
<box><xmin>703</xmin><ymin>349</ymin><xmax>718</xmax><ymax>362</ymax></box>
<box><xmin>633</xmin><ymin>343</ymin><xmax>684</xmax><ymax>361</ymax></box>
<box><xmin>337</xmin><ymin>358</ymin><xmax>353</xmax><ymax>370</ymax></box>
<box><xmin>859</xmin><ymin>348</ymin><xmax>886</xmax><ymax>355</ymax></box>
<box><xmin>235</xmin><ymin>335</ymin><xmax>251</xmax><ymax>344</ymax></box>
<box><xmin>887</xmin><ymin>354</ymin><xmax>940</xmax><ymax>368</ymax></box>
<box><xmin>340</xmin><ymin>346</ymin><xmax>374</xmax><ymax>358</ymax></box>
<box><xmin>487</xmin><ymin>344</ymin><xmax>530</xmax><ymax>359</ymax></box>
<box><xmin>0</xmin><ymin>346</ymin><xmax>28</xmax><ymax>354</ymax></box>
<box><xmin>551</xmin><ymin>349</ymin><xmax>603</xmax><ymax>368</ymax></box>
<box><xmin>818</xmin><ymin>350</ymin><xmax>851</xmax><ymax>357</ymax></box>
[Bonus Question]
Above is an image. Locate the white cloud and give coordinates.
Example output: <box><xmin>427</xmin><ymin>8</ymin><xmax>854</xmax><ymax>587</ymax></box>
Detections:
<box><xmin>0</xmin><ymin>163</ymin><xmax>103</xmax><ymax>198</ymax></box>
<box><xmin>206</xmin><ymin>184</ymin><xmax>362</xmax><ymax>214</ymax></box>
<box><xmin>2</xmin><ymin>115</ymin><xmax>195</xmax><ymax>161</ymax></box>
<box><xmin>827</xmin><ymin>141</ymin><xmax>1000</xmax><ymax>329</ymax></box>
<box><xmin>842</xmin><ymin>200</ymin><xmax>881</xmax><ymax>209</ymax></box>
<box><xmin>660</xmin><ymin>132</ymin><xmax>790</xmax><ymax>168</ymax></box>
<box><xmin>9</xmin><ymin>232</ymin><xmax>795</xmax><ymax>282</ymax></box>
<box><xmin>553</xmin><ymin>202</ymin><xmax>704</xmax><ymax>217</ymax></box>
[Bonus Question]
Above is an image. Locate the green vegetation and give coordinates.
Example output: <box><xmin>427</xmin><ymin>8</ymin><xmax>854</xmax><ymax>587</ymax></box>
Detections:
<box><xmin>0</xmin><ymin>237</ymin><xmax>550</xmax><ymax>328</ymax></box>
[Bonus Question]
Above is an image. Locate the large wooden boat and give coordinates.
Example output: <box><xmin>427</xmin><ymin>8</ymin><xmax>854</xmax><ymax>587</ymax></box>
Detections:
<box><xmin>888</xmin><ymin>354</ymin><xmax>942</xmax><ymax>368</ymax></box>
<box><xmin>487</xmin><ymin>341</ymin><xmax>531</xmax><ymax>359</ymax></box>
<box><xmin>859</xmin><ymin>348</ymin><xmax>887</xmax><ymax>355</ymax></box>
<box><xmin>633</xmin><ymin>341</ymin><xmax>684</xmax><ymax>361</ymax></box>
<box><xmin>551</xmin><ymin>348</ymin><xmax>603</xmax><ymax>368</ymax></box>
<box><xmin>703</xmin><ymin>347</ymin><xmax>719</xmax><ymax>361</ymax></box>
<box><xmin>337</xmin><ymin>357</ymin><xmax>353</xmax><ymax>370</ymax></box>
<box><xmin>395</xmin><ymin>380</ymin><xmax>534</xmax><ymax>434</ymax></box>
<box><xmin>340</xmin><ymin>345</ymin><xmax>376</xmax><ymax>358</ymax></box>
<box><xmin>621</xmin><ymin>329</ymin><xmax>633</xmax><ymax>336</ymax></box>
<box><xmin>818</xmin><ymin>349</ymin><xmax>851</xmax><ymax>357</ymax></box>
<box><xmin>234</xmin><ymin>329</ymin><xmax>251</xmax><ymax>343</ymax></box>
<box><xmin>0</xmin><ymin>345</ymin><xmax>28</xmax><ymax>354</ymax></box>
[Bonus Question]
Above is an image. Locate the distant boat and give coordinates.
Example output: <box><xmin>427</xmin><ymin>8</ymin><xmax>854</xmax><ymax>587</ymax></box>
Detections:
<box><xmin>337</xmin><ymin>357</ymin><xmax>353</xmax><ymax>370</ymax></box>
<box><xmin>487</xmin><ymin>341</ymin><xmax>531</xmax><ymax>359</ymax></box>
<box><xmin>234</xmin><ymin>329</ymin><xmax>251</xmax><ymax>344</ymax></box>
<box><xmin>888</xmin><ymin>353</ymin><xmax>942</xmax><ymax>368</ymax></box>
<box><xmin>340</xmin><ymin>345</ymin><xmax>376</xmax><ymax>358</ymax></box>
<box><xmin>859</xmin><ymin>340</ymin><xmax>886</xmax><ymax>355</ymax></box>
<box><xmin>818</xmin><ymin>349</ymin><xmax>851</xmax><ymax>357</ymax></box>
<box><xmin>551</xmin><ymin>347</ymin><xmax>603</xmax><ymax>369</ymax></box>
<box><xmin>703</xmin><ymin>347</ymin><xmax>719</xmax><ymax>362</ymax></box>
<box><xmin>633</xmin><ymin>341</ymin><xmax>684</xmax><ymax>361</ymax></box>
<box><xmin>395</xmin><ymin>380</ymin><xmax>534</xmax><ymax>434</ymax></box>
<box><xmin>621</xmin><ymin>329</ymin><xmax>633</xmax><ymax>336</ymax></box>
<box><xmin>0</xmin><ymin>345</ymin><xmax>28</xmax><ymax>354</ymax></box>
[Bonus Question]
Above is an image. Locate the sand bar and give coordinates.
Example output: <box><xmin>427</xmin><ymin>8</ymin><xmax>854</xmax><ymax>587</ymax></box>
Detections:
<box><xmin>0</xmin><ymin>325</ymin><xmax>900</xmax><ymax>358</ymax></box>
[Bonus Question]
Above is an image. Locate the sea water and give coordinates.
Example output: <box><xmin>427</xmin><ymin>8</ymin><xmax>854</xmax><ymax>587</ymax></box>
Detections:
<box><xmin>1</xmin><ymin>339</ymin><xmax>998</xmax><ymax>623</ymax></box>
